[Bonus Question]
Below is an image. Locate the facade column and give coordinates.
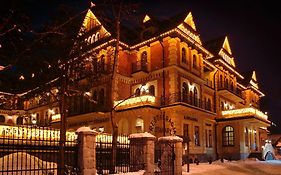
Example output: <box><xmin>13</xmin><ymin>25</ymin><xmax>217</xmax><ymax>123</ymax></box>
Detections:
<box><xmin>76</xmin><ymin>126</ymin><xmax>97</xmax><ymax>175</ymax></box>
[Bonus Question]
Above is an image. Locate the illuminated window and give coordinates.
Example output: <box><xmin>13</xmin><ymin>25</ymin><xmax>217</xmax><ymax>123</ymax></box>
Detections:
<box><xmin>192</xmin><ymin>55</ymin><xmax>197</xmax><ymax>68</ymax></box>
<box><xmin>223</xmin><ymin>126</ymin><xmax>234</xmax><ymax>146</ymax></box>
<box><xmin>182</xmin><ymin>82</ymin><xmax>188</xmax><ymax>102</ymax></box>
<box><xmin>141</xmin><ymin>51</ymin><xmax>148</xmax><ymax>70</ymax></box>
<box><xmin>91</xmin><ymin>34</ymin><xmax>95</xmax><ymax>43</ymax></box>
<box><xmin>95</xmin><ymin>32</ymin><xmax>100</xmax><ymax>41</ymax></box>
<box><xmin>135</xmin><ymin>117</ymin><xmax>144</xmax><ymax>133</ymax></box>
<box><xmin>0</xmin><ymin>115</ymin><xmax>5</xmax><ymax>123</ymax></box>
<box><xmin>149</xmin><ymin>85</ymin><xmax>155</xmax><ymax>96</ymax></box>
<box><xmin>194</xmin><ymin>126</ymin><xmax>200</xmax><ymax>146</ymax></box>
<box><xmin>182</xmin><ymin>48</ymin><xmax>187</xmax><ymax>63</ymax></box>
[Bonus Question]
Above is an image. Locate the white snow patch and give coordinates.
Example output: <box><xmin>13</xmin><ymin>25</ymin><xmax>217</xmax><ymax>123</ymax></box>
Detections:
<box><xmin>129</xmin><ymin>132</ymin><xmax>156</xmax><ymax>139</ymax></box>
<box><xmin>158</xmin><ymin>136</ymin><xmax>183</xmax><ymax>142</ymax></box>
<box><xmin>76</xmin><ymin>126</ymin><xmax>97</xmax><ymax>133</ymax></box>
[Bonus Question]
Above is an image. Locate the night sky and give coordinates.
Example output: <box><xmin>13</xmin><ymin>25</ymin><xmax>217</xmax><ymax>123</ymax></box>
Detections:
<box><xmin>1</xmin><ymin>0</ymin><xmax>281</xmax><ymax>133</ymax></box>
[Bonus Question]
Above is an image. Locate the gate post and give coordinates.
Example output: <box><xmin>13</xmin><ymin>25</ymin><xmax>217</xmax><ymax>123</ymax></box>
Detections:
<box><xmin>129</xmin><ymin>133</ymin><xmax>156</xmax><ymax>175</ymax></box>
<box><xmin>158</xmin><ymin>136</ymin><xmax>183</xmax><ymax>175</ymax></box>
<box><xmin>76</xmin><ymin>127</ymin><xmax>97</xmax><ymax>175</ymax></box>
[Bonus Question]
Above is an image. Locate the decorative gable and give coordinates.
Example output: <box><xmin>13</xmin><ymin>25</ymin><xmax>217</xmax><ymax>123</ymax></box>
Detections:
<box><xmin>177</xmin><ymin>12</ymin><xmax>202</xmax><ymax>44</ymax></box>
<box><xmin>250</xmin><ymin>71</ymin><xmax>259</xmax><ymax>89</ymax></box>
<box><xmin>218</xmin><ymin>36</ymin><xmax>236</xmax><ymax>67</ymax></box>
<box><xmin>183</xmin><ymin>12</ymin><xmax>197</xmax><ymax>31</ymax></box>
<box><xmin>78</xmin><ymin>9</ymin><xmax>111</xmax><ymax>44</ymax></box>
<box><xmin>143</xmin><ymin>15</ymin><xmax>151</xmax><ymax>23</ymax></box>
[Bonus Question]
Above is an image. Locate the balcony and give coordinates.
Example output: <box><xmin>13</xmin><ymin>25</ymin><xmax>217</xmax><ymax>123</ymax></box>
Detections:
<box><xmin>131</xmin><ymin>61</ymin><xmax>148</xmax><ymax>77</ymax></box>
<box><xmin>163</xmin><ymin>92</ymin><xmax>214</xmax><ymax>112</ymax></box>
<box><xmin>221</xmin><ymin>107</ymin><xmax>269</xmax><ymax>122</ymax></box>
<box><xmin>218</xmin><ymin>86</ymin><xmax>243</xmax><ymax>103</ymax></box>
<box><xmin>114</xmin><ymin>95</ymin><xmax>157</xmax><ymax>110</ymax></box>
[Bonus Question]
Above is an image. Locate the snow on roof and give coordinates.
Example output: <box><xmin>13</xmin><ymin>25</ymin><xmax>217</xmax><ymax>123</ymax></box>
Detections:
<box><xmin>129</xmin><ymin>132</ymin><xmax>156</xmax><ymax>139</ymax></box>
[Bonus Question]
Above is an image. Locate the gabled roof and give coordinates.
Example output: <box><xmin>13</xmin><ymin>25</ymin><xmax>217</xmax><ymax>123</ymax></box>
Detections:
<box><xmin>240</xmin><ymin>71</ymin><xmax>265</xmax><ymax>97</ymax></box>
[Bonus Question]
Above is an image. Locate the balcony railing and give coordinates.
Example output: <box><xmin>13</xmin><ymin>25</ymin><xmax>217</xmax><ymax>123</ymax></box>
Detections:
<box><xmin>218</xmin><ymin>86</ymin><xmax>242</xmax><ymax>98</ymax></box>
<box><xmin>162</xmin><ymin>92</ymin><xmax>214</xmax><ymax>112</ymax></box>
<box><xmin>132</xmin><ymin>61</ymin><xmax>148</xmax><ymax>74</ymax></box>
<box><xmin>114</xmin><ymin>95</ymin><xmax>157</xmax><ymax>110</ymax></box>
<box><xmin>221</xmin><ymin>107</ymin><xmax>268</xmax><ymax>121</ymax></box>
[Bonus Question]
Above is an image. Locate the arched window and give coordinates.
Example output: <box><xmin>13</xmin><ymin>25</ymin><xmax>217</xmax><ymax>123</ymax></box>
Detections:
<box><xmin>98</xmin><ymin>89</ymin><xmax>105</xmax><ymax>105</ymax></box>
<box><xmin>135</xmin><ymin>117</ymin><xmax>144</xmax><ymax>133</ymax></box>
<box><xmin>194</xmin><ymin>87</ymin><xmax>198</xmax><ymax>106</ymax></box>
<box><xmin>93</xmin><ymin>91</ymin><xmax>98</xmax><ymax>102</ymax></box>
<box><xmin>95</xmin><ymin>32</ymin><xmax>100</xmax><ymax>41</ymax></box>
<box><xmin>225</xmin><ymin>79</ymin><xmax>228</xmax><ymax>89</ymax></box>
<box><xmin>16</xmin><ymin>116</ymin><xmax>23</xmax><ymax>125</ymax></box>
<box><xmin>182</xmin><ymin>48</ymin><xmax>187</xmax><ymax>63</ymax></box>
<box><xmin>222</xmin><ymin>126</ymin><xmax>234</xmax><ymax>146</ymax></box>
<box><xmin>100</xmin><ymin>55</ymin><xmax>105</xmax><ymax>72</ymax></box>
<box><xmin>0</xmin><ymin>115</ymin><xmax>5</xmax><ymax>123</ymax></box>
<box><xmin>192</xmin><ymin>55</ymin><xmax>197</xmax><ymax>68</ymax></box>
<box><xmin>182</xmin><ymin>82</ymin><xmax>188</xmax><ymax>102</ymax></box>
<box><xmin>207</xmin><ymin>98</ymin><xmax>211</xmax><ymax>111</ymax></box>
<box><xmin>189</xmin><ymin>90</ymin><xmax>193</xmax><ymax>104</ymax></box>
<box><xmin>141</xmin><ymin>51</ymin><xmax>148</xmax><ymax>71</ymax></box>
<box><xmin>149</xmin><ymin>85</ymin><xmax>155</xmax><ymax>96</ymax></box>
<box><xmin>91</xmin><ymin>34</ymin><xmax>95</xmax><ymax>43</ymax></box>
<box><xmin>220</xmin><ymin>75</ymin><xmax>223</xmax><ymax>88</ymax></box>
<box><xmin>135</xmin><ymin>88</ymin><xmax>140</xmax><ymax>97</ymax></box>
<box><xmin>230</xmin><ymin>81</ymin><xmax>234</xmax><ymax>91</ymax></box>
<box><xmin>221</xmin><ymin>102</ymin><xmax>224</xmax><ymax>110</ymax></box>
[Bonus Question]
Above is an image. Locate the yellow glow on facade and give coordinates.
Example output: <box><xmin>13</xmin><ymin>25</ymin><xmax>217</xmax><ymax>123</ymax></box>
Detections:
<box><xmin>177</xmin><ymin>24</ymin><xmax>201</xmax><ymax>44</ymax></box>
<box><xmin>114</xmin><ymin>95</ymin><xmax>156</xmax><ymax>108</ymax></box>
<box><xmin>51</xmin><ymin>114</ymin><xmax>61</xmax><ymax>122</ymax></box>
<box><xmin>218</xmin><ymin>50</ymin><xmax>235</xmax><ymax>67</ymax></box>
<box><xmin>221</xmin><ymin>107</ymin><xmax>268</xmax><ymax>121</ymax></box>
<box><xmin>0</xmin><ymin>125</ymin><xmax>76</xmax><ymax>141</ymax></box>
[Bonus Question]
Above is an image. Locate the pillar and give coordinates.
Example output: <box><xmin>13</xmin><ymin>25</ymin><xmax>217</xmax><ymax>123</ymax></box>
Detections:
<box><xmin>129</xmin><ymin>133</ymin><xmax>156</xmax><ymax>175</ymax></box>
<box><xmin>76</xmin><ymin>126</ymin><xmax>98</xmax><ymax>175</ymax></box>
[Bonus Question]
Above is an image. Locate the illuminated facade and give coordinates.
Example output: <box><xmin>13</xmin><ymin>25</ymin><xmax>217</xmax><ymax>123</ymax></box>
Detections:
<box><xmin>0</xmin><ymin>9</ymin><xmax>271</xmax><ymax>161</ymax></box>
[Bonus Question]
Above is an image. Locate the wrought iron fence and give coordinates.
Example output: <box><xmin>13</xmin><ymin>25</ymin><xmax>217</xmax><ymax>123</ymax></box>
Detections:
<box><xmin>0</xmin><ymin>125</ymin><xmax>78</xmax><ymax>175</ymax></box>
<box><xmin>96</xmin><ymin>134</ymin><xmax>132</xmax><ymax>174</ymax></box>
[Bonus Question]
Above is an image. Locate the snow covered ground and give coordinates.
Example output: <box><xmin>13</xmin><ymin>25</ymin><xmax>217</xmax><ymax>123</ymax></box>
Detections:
<box><xmin>182</xmin><ymin>159</ymin><xmax>281</xmax><ymax>175</ymax></box>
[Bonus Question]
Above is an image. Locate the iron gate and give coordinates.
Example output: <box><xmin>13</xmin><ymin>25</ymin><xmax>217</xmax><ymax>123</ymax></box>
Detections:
<box><xmin>155</xmin><ymin>141</ymin><xmax>175</xmax><ymax>175</ymax></box>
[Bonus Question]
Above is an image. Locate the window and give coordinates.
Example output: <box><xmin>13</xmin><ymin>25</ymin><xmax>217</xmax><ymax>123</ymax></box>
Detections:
<box><xmin>207</xmin><ymin>98</ymin><xmax>211</xmax><ymax>111</ymax></box>
<box><xmin>223</xmin><ymin>126</ymin><xmax>234</xmax><ymax>146</ymax></box>
<box><xmin>205</xmin><ymin>129</ymin><xmax>208</xmax><ymax>147</ymax></box>
<box><xmin>220</xmin><ymin>75</ymin><xmax>223</xmax><ymax>88</ymax></box>
<box><xmin>100</xmin><ymin>55</ymin><xmax>105</xmax><ymax>72</ymax></box>
<box><xmin>194</xmin><ymin>126</ymin><xmax>200</xmax><ymax>146</ymax></box>
<box><xmin>93</xmin><ymin>91</ymin><xmax>97</xmax><ymax>102</ymax></box>
<box><xmin>194</xmin><ymin>87</ymin><xmax>198</xmax><ymax>106</ymax></box>
<box><xmin>221</xmin><ymin>102</ymin><xmax>224</xmax><ymax>110</ymax></box>
<box><xmin>136</xmin><ymin>118</ymin><xmax>144</xmax><ymax>133</ymax></box>
<box><xmin>135</xmin><ymin>88</ymin><xmax>140</xmax><ymax>97</ymax></box>
<box><xmin>98</xmin><ymin>89</ymin><xmax>105</xmax><ymax>105</ymax></box>
<box><xmin>141</xmin><ymin>51</ymin><xmax>148</xmax><ymax>70</ymax></box>
<box><xmin>182</xmin><ymin>82</ymin><xmax>188</xmax><ymax>102</ymax></box>
<box><xmin>209</xmin><ymin>130</ymin><xmax>213</xmax><ymax>147</ymax></box>
<box><xmin>182</xmin><ymin>48</ymin><xmax>187</xmax><ymax>63</ymax></box>
<box><xmin>193</xmin><ymin>55</ymin><xmax>197</xmax><ymax>68</ymax></box>
<box><xmin>183</xmin><ymin>124</ymin><xmax>189</xmax><ymax>140</ymax></box>
<box><xmin>149</xmin><ymin>85</ymin><xmax>155</xmax><ymax>96</ymax></box>
<box><xmin>230</xmin><ymin>81</ymin><xmax>234</xmax><ymax>91</ymax></box>
<box><xmin>16</xmin><ymin>116</ymin><xmax>23</xmax><ymax>125</ymax></box>
<box><xmin>0</xmin><ymin>115</ymin><xmax>5</xmax><ymax>123</ymax></box>
<box><xmin>225</xmin><ymin>79</ymin><xmax>228</xmax><ymax>88</ymax></box>
<box><xmin>245</xmin><ymin>127</ymin><xmax>249</xmax><ymax>146</ymax></box>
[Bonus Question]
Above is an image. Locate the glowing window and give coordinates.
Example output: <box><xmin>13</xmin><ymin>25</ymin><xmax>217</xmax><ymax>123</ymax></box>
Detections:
<box><xmin>223</xmin><ymin>126</ymin><xmax>234</xmax><ymax>146</ymax></box>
